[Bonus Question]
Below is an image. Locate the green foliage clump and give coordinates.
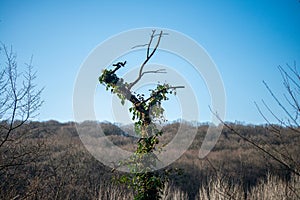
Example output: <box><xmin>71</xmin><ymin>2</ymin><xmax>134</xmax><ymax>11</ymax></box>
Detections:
<box><xmin>99</xmin><ymin>62</ymin><xmax>180</xmax><ymax>200</ymax></box>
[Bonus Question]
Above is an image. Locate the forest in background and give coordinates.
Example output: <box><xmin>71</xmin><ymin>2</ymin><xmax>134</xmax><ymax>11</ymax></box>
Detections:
<box><xmin>1</xmin><ymin>120</ymin><xmax>299</xmax><ymax>200</ymax></box>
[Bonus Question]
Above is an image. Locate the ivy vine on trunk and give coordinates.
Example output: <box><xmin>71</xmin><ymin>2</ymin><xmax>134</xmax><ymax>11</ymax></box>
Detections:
<box><xmin>99</xmin><ymin>30</ymin><xmax>183</xmax><ymax>200</ymax></box>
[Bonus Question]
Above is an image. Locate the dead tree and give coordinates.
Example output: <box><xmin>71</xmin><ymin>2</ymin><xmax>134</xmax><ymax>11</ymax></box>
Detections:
<box><xmin>0</xmin><ymin>44</ymin><xmax>43</xmax><ymax>199</ymax></box>
<box><xmin>99</xmin><ymin>30</ymin><xmax>183</xmax><ymax>200</ymax></box>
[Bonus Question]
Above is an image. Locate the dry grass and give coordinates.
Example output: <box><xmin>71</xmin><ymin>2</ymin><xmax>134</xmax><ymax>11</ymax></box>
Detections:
<box><xmin>248</xmin><ymin>173</ymin><xmax>300</xmax><ymax>200</ymax></box>
<box><xmin>98</xmin><ymin>174</ymin><xmax>300</xmax><ymax>200</ymax></box>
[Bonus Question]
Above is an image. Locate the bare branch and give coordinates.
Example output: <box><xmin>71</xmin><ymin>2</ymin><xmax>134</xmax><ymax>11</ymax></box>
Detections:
<box><xmin>128</xmin><ymin>31</ymin><xmax>165</xmax><ymax>90</ymax></box>
<box><xmin>0</xmin><ymin>44</ymin><xmax>43</xmax><ymax>147</ymax></box>
<box><xmin>285</xmin><ymin>62</ymin><xmax>300</xmax><ymax>82</ymax></box>
<box><xmin>131</xmin><ymin>43</ymin><xmax>149</xmax><ymax>49</ymax></box>
<box><xmin>131</xmin><ymin>33</ymin><xmax>168</xmax><ymax>50</ymax></box>
<box><xmin>279</xmin><ymin>65</ymin><xmax>300</xmax><ymax>93</ymax></box>
<box><xmin>263</xmin><ymin>80</ymin><xmax>299</xmax><ymax>126</ymax></box>
<box><xmin>210</xmin><ymin>108</ymin><xmax>300</xmax><ymax>177</ymax></box>
<box><xmin>255</xmin><ymin>101</ymin><xmax>282</xmax><ymax>134</ymax></box>
<box><xmin>112</xmin><ymin>61</ymin><xmax>127</xmax><ymax>73</ymax></box>
<box><xmin>142</xmin><ymin>69</ymin><xmax>166</xmax><ymax>75</ymax></box>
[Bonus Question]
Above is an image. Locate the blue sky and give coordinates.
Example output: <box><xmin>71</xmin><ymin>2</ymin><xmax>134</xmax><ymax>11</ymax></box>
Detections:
<box><xmin>0</xmin><ymin>0</ymin><xmax>299</xmax><ymax>124</ymax></box>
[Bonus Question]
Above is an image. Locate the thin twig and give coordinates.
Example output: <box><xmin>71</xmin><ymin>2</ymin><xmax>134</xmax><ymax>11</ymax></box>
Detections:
<box><xmin>263</xmin><ymin>81</ymin><xmax>299</xmax><ymax>126</ymax></box>
<box><xmin>128</xmin><ymin>31</ymin><xmax>164</xmax><ymax>90</ymax></box>
<box><xmin>210</xmin><ymin>107</ymin><xmax>300</xmax><ymax>177</ymax></box>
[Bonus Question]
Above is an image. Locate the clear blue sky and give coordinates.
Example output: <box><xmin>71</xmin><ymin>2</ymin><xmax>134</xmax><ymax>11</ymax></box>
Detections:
<box><xmin>1</xmin><ymin>0</ymin><xmax>299</xmax><ymax>124</ymax></box>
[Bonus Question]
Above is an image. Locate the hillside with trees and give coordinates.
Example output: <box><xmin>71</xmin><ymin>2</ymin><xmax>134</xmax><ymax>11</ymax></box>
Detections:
<box><xmin>1</xmin><ymin>120</ymin><xmax>299</xmax><ymax>199</ymax></box>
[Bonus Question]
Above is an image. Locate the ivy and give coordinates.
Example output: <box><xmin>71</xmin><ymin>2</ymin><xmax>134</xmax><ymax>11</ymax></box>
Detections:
<box><xmin>98</xmin><ymin>31</ymin><xmax>183</xmax><ymax>200</ymax></box>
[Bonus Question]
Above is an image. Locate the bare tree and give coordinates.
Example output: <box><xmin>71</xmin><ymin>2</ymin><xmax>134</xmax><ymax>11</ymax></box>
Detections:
<box><xmin>0</xmin><ymin>44</ymin><xmax>43</xmax><ymax>147</ymax></box>
<box><xmin>254</xmin><ymin>63</ymin><xmax>300</xmax><ymax>175</ymax></box>
<box><xmin>213</xmin><ymin>62</ymin><xmax>300</xmax><ymax>198</ymax></box>
<box><xmin>0</xmin><ymin>44</ymin><xmax>43</xmax><ymax>199</ymax></box>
